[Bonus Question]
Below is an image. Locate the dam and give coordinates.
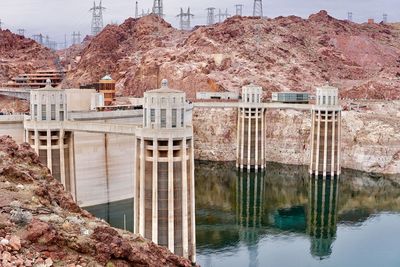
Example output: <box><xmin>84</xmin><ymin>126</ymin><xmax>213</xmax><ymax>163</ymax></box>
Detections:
<box><xmin>0</xmin><ymin>81</ymin><xmax>343</xmax><ymax>263</ymax></box>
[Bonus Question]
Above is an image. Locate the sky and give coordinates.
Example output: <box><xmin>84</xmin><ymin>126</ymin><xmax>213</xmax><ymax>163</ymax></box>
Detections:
<box><xmin>0</xmin><ymin>0</ymin><xmax>397</xmax><ymax>48</ymax></box>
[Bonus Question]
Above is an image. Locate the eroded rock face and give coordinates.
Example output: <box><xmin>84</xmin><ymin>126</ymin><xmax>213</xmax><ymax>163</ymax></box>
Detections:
<box><xmin>192</xmin><ymin>100</ymin><xmax>400</xmax><ymax>174</ymax></box>
<box><xmin>0</xmin><ymin>29</ymin><xmax>58</xmax><ymax>84</ymax></box>
<box><xmin>64</xmin><ymin>11</ymin><xmax>400</xmax><ymax>100</ymax></box>
<box><xmin>0</xmin><ymin>136</ymin><xmax>193</xmax><ymax>266</ymax></box>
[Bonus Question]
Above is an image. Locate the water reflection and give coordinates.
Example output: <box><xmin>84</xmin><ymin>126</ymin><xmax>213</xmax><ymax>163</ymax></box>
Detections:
<box><xmin>308</xmin><ymin>176</ymin><xmax>338</xmax><ymax>259</ymax></box>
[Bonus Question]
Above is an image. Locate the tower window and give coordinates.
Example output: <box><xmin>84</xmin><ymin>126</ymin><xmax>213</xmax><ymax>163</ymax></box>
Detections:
<box><xmin>172</xmin><ymin>109</ymin><xmax>177</xmax><ymax>128</ymax></box>
<box><xmin>181</xmin><ymin>108</ymin><xmax>184</xmax><ymax>127</ymax></box>
<box><xmin>150</xmin><ymin>109</ymin><xmax>155</xmax><ymax>123</ymax></box>
<box><xmin>41</xmin><ymin>105</ymin><xmax>46</xmax><ymax>120</ymax></box>
<box><xmin>161</xmin><ymin>109</ymin><xmax>166</xmax><ymax>128</ymax></box>
<box><xmin>51</xmin><ymin>104</ymin><xmax>56</xmax><ymax>120</ymax></box>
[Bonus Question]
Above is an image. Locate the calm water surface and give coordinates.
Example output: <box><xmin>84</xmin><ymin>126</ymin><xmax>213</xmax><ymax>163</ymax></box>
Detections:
<box><xmin>85</xmin><ymin>161</ymin><xmax>400</xmax><ymax>267</ymax></box>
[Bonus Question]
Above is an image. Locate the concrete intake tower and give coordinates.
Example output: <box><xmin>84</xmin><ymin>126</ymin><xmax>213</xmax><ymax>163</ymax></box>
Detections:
<box><xmin>309</xmin><ymin>85</ymin><xmax>342</xmax><ymax>177</ymax></box>
<box><xmin>133</xmin><ymin>79</ymin><xmax>196</xmax><ymax>262</ymax></box>
<box><xmin>236</xmin><ymin>84</ymin><xmax>266</xmax><ymax>171</ymax></box>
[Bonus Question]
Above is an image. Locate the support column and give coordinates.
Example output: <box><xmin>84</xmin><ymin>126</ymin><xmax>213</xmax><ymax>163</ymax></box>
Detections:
<box><xmin>34</xmin><ymin>129</ymin><xmax>39</xmax><ymax>155</ymax></box>
<box><xmin>323</xmin><ymin>110</ymin><xmax>328</xmax><ymax>177</ymax></box>
<box><xmin>189</xmin><ymin>138</ymin><xmax>196</xmax><ymax>263</ymax></box>
<box><xmin>337</xmin><ymin>111</ymin><xmax>342</xmax><ymax>175</ymax></box>
<box><xmin>139</xmin><ymin>137</ymin><xmax>145</xmax><ymax>236</ymax></box>
<box><xmin>152</xmin><ymin>138</ymin><xmax>158</xmax><ymax>244</ymax></box>
<box><xmin>310</xmin><ymin>110</ymin><xmax>316</xmax><ymax>175</ymax></box>
<box><xmin>167</xmin><ymin>138</ymin><xmax>174</xmax><ymax>253</ymax></box>
<box><xmin>240</xmin><ymin>108</ymin><xmax>245</xmax><ymax>170</ymax></box>
<box><xmin>133</xmin><ymin>137</ymin><xmax>139</xmax><ymax>234</ymax></box>
<box><xmin>247</xmin><ymin>108</ymin><xmax>251</xmax><ymax>171</ymax></box>
<box><xmin>315</xmin><ymin>110</ymin><xmax>321</xmax><ymax>176</ymax></box>
<box><xmin>236</xmin><ymin>108</ymin><xmax>241</xmax><ymax>168</ymax></box>
<box><xmin>255</xmin><ymin>108</ymin><xmax>259</xmax><ymax>171</ymax></box>
<box><xmin>59</xmin><ymin>130</ymin><xmax>66</xmax><ymax>187</ymax></box>
<box><xmin>68</xmin><ymin>132</ymin><xmax>77</xmax><ymax>201</ymax></box>
<box><xmin>331</xmin><ymin>112</ymin><xmax>336</xmax><ymax>175</ymax></box>
<box><xmin>46</xmin><ymin>129</ymin><xmax>52</xmax><ymax>172</ymax></box>
<box><xmin>261</xmin><ymin>108</ymin><xmax>265</xmax><ymax>169</ymax></box>
<box><xmin>181</xmin><ymin>138</ymin><xmax>189</xmax><ymax>258</ymax></box>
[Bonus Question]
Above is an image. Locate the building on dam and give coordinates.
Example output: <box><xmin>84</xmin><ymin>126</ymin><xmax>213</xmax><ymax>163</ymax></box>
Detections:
<box><xmin>133</xmin><ymin>79</ymin><xmax>196</xmax><ymax>262</ymax></box>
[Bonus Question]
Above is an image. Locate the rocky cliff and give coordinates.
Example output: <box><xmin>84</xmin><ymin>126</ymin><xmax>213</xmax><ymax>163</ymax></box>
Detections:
<box><xmin>193</xmin><ymin>100</ymin><xmax>400</xmax><ymax>174</ymax></box>
<box><xmin>0</xmin><ymin>136</ymin><xmax>192</xmax><ymax>266</ymax></box>
<box><xmin>63</xmin><ymin>11</ymin><xmax>400</xmax><ymax>100</ymax></box>
<box><xmin>0</xmin><ymin>29</ymin><xmax>58</xmax><ymax>84</ymax></box>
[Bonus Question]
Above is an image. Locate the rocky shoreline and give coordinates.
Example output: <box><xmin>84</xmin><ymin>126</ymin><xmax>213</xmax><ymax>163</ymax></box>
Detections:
<box><xmin>0</xmin><ymin>136</ymin><xmax>193</xmax><ymax>267</ymax></box>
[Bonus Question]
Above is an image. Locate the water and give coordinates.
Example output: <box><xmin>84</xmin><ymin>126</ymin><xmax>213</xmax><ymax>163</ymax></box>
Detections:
<box><xmin>85</xmin><ymin>161</ymin><xmax>400</xmax><ymax>267</ymax></box>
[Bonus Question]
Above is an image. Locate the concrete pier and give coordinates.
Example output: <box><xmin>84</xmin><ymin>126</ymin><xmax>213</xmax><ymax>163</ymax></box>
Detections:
<box><xmin>133</xmin><ymin>80</ymin><xmax>196</xmax><ymax>263</ymax></box>
<box><xmin>309</xmin><ymin>86</ymin><xmax>342</xmax><ymax>177</ymax></box>
<box><xmin>236</xmin><ymin>85</ymin><xmax>266</xmax><ymax>171</ymax></box>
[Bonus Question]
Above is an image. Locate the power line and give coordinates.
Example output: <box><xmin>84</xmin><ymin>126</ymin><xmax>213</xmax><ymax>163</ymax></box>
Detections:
<box><xmin>177</xmin><ymin>7</ymin><xmax>194</xmax><ymax>31</ymax></box>
<box><xmin>89</xmin><ymin>1</ymin><xmax>106</xmax><ymax>36</ymax></box>
<box><xmin>206</xmin><ymin>7</ymin><xmax>216</xmax><ymax>25</ymax></box>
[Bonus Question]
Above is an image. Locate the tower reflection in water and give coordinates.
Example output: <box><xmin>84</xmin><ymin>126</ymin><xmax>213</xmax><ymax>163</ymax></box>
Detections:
<box><xmin>307</xmin><ymin>176</ymin><xmax>339</xmax><ymax>259</ymax></box>
<box><xmin>236</xmin><ymin>171</ymin><xmax>265</xmax><ymax>267</ymax></box>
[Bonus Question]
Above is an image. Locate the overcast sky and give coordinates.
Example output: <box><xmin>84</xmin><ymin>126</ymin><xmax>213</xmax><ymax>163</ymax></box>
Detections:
<box><xmin>0</xmin><ymin>0</ymin><xmax>397</xmax><ymax>47</ymax></box>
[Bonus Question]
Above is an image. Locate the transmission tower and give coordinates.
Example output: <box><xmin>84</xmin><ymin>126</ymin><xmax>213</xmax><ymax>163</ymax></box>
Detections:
<box><xmin>383</xmin><ymin>13</ymin><xmax>388</xmax><ymax>23</ymax></box>
<box><xmin>135</xmin><ymin>1</ymin><xmax>139</xmax><ymax>18</ymax></box>
<box><xmin>0</xmin><ymin>19</ymin><xmax>2</xmax><ymax>30</ymax></box>
<box><xmin>216</xmin><ymin>8</ymin><xmax>231</xmax><ymax>23</ymax></box>
<box><xmin>72</xmin><ymin>31</ymin><xmax>81</xmax><ymax>45</ymax></box>
<box><xmin>141</xmin><ymin>9</ymin><xmax>151</xmax><ymax>17</ymax></box>
<box><xmin>17</xmin><ymin>29</ymin><xmax>25</xmax><ymax>36</ymax></box>
<box><xmin>347</xmin><ymin>12</ymin><xmax>353</xmax><ymax>22</ymax></box>
<box><xmin>152</xmin><ymin>0</ymin><xmax>164</xmax><ymax>18</ymax></box>
<box><xmin>235</xmin><ymin>4</ymin><xmax>244</xmax><ymax>16</ymax></box>
<box><xmin>253</xmin><ymin>0</ymin><xmax>263</xmax><ymax>17</ymax></box>
<box><xmin>90</xmin><ymin>1</ymin><xmax>106</xmax><ymax>36</ymax></box>
<box><xmin>206</xmin><ymin>7</ymin><xmax>216</xmax><ymax>25</ymax></box>
<box><xmin>177</xmin><ymin>8</ymin><xmax>194</xmax><ymax>31</ymax></box>
<box><xmin>32</xmin><ymin>34</ymin><xmax>44</xmax><ymax>44</ymax></box>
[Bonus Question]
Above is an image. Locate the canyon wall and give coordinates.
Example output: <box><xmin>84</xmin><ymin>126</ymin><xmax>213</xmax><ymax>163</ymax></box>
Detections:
<box><xmin>192</xmin><ymin>101</ymin><xmax>400</xmax><ymax>174</ymax></box>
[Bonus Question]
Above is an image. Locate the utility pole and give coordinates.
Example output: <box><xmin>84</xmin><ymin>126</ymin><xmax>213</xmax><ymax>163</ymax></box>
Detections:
<box><xmin>347</xmin><ymin>12</ymin><xmax>353</xmax><ymax>22</ymax></box>
<box><xmin>216</xmin><ymin>8</ymin><xmax>230</xmax><ymax>23</ymax></box>
<box><xmin>253</xmin><ymin>0</ymin><xmax>263</xmax><ymax>17</ymax></box>
<box><xmin>72</xmin><ymin>31</ymin><xmax>81</xmax><ymax>45</ymax></box>
<box><xmin>383</xmin><ymin>13</ymin><xmax>388</xmax><ymax>23</ymax></box>
<box><xmin>135</xmin><ymin>1</ymin><xmax>139</xmax><ymax>18</ymax></box>
<box><xmin>235</xmin><ymin>4</ymin><xmax>244</xmax><ymax>16</ymax></box>
<box><xmin>17</xmin><ymin>29</ymin><xmax>25</xmax><ymax>36</ymax></box>
<box><xmin>90</xmin><ymin>1</ymin><xmax>106</xmax><ymax>36</ymax></box>
<box><xmin>152</xmin><ymin>0</ymin><xmax>163</xmax><ymax>18</ymax></box>
<box><xmin>206</xmin><ymin>7</ymin><xmax>216</xmax><ymax>25</ymax></box>
<box><xmin>177</xmin><ymin>7</ymin><xmax>194</xmax><ymax>31</ymax></box>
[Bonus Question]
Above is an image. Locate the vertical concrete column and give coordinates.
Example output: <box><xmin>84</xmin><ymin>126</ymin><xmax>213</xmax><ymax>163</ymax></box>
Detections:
<box><xmin>68</xmin><ymin>132</ymin><xmax>77</xmax><ymax>201</ymax></box>
<box><xmin>337</xmin><ymin>111</ymin><xmax>342</xmax><ymax>175</ymax></box>
<box><xmin>152</xmin><ymin>138</ymin><xmax>158</xmax><ymax>243</ymax></box>
<box><xmin>46</xmin><ymin>129</ymin><xmax>52</xmax><ymax>172</ymax></box>
<box><xmin>309</xmin><ymin>110</ymin><xmax>316</xmax><ymax>175</ymax></box>
<box><xmin>34</xmin><ymin>129</ymin><xmax>39</xmax><ymax>154</ymax></box>
<box><xmin>331</xmin><ymin>112</ymin><xmax>336</xmax><ymax>175</ymax></box>
<box><xmin>323</xmin><ymin>110</ymin><xmax>329</xmax><ymax>177</ymax></box>
<box><xmin>181</xmin><ymin>137</ymin><xmax>189</xmax><ymax>258</ymax></box>
<box><xmin>167</xmin><ymin>138</ymin><xmax>175</xmax><ymax>253</ymax></box>
<box><xmin>240</xmin><ymin>108</ymin><xmax>245</xmax><ymax>169</ymax></box>
<box><xmin>104</xmin><ymin>134</ymin><xmax>110</xmax><ymax>203</ymax></box>
<box><xmin>315</xmin><ymin>110</ymin><xmax>321</xmax><ymax>176</ymax></box>
<box><xmin>59</xmin><ymin>130</ymin><xmax>66</xmax><ymax>187</ymax></box>
<box><xmin>261</xmin><ymin>108</ymin><xmax>265</xmax><ymax>169</ymax></box>
<box><xmin>133</xmin><ymin>137</ymin><xmax>139</xmax><ymax>234</ymax></box>
<box><xmin>189</xmin><ymin>138</ymin><xmax>196</xmax><ymax>263</ymax></box>
<box><xmin>139</xmin><ymin>137</ymin><xmax>145</xmax><ymax>236</ymax></box>
<box><xmin>236</xmin><ymin>108</ymin><xmax>241</xmax><ymax>168</ymax></box>
<box><xmin>247</xmin><ymin>108</ymin><xmax>251</xmax><ymax>171</ymax></box>
<box><xmin>255</xmin><ymin>108</ymin><xmax>259</xmax><ymax>171</ymax></box>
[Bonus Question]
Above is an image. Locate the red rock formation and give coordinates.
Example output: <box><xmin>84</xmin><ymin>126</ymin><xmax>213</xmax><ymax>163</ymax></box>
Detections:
<box><xmin>0</xmin><ymin>29</ymin><xmax>58</xmax><ymax>85</ymax></box>
<box><xmin>0</xmin><ymin>136</ymin><xmax>193</xmax><ymax>266</ymax></box>
<box><xmin>63</xmin><ymin>11</ymin><xmax>400</xmax><ymax>100</ymax></box>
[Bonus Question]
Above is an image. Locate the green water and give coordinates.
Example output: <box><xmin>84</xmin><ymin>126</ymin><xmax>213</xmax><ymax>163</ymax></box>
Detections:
<box><xmin>85</xmin><ymin>161</ymin><xmax>400</xmax><ymax>267</ymax></box>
